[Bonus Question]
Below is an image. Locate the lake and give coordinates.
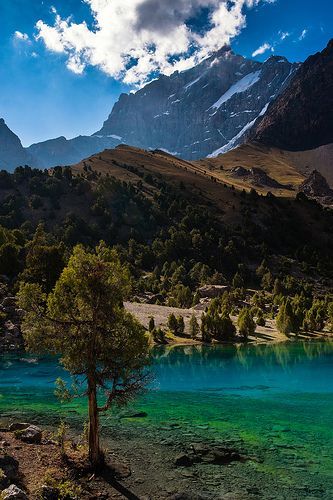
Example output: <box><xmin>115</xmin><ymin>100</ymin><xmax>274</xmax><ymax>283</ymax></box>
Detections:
<box><xmin>1</xmin><ymin>341</ymin><xmax>333</xmax><ymax>498</ymax></box>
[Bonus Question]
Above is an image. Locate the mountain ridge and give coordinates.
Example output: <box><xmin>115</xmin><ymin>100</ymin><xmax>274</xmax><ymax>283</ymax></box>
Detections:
<box><xmin>0</xmin><ymin>46</ymin><xmax>300</xmax><ymax>170</ymax></box>
<box><xmin>97</xmin><ymin>47</ymin><xmax>298</xmax><ymax>160</ymax></box>
<box><xmin>253</xmin><ymin>39</ymin><xmax>333</xmax><ymax>150</ymax></box>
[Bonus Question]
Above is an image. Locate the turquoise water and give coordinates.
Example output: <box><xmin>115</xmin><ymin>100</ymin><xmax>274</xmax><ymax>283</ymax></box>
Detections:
<box><xmin>1</xmin><ymin>341</ymin><xmax>333</xmax><ymax>496</ymax></box>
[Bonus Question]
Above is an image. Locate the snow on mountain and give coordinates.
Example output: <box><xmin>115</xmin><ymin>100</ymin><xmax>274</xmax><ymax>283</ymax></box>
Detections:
<box><xmin>209</xmin><ymin>70</ymin><xmax>261</xmax><ymax>113</ymax></box>
<box><xmin>97</xmin><ymin>47</ymin><xmax>299</xmax><ymax>160</ymax></box>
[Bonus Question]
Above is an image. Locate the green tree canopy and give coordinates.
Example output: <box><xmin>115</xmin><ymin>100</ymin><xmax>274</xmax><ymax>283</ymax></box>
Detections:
<box><xmin>18</xmin><ymin>242</ymin><xmax>150</xmax><ymax>468</ymax></box>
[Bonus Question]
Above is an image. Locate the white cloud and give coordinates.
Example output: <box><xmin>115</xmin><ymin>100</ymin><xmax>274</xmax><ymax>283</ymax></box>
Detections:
<box><xmin>34</xmin><ymin>0</ymin><xmax>274</xmax><ymax>85</ymax></box>
<box><xmin>279</xmin><ymin>31</ymin><xmax>289</xmax><ymax>41</ymax></box>
<box><xmin>299</xmin><ymin>29</ymin><xmax>308</xmax><ymax>41</ymax></box>
<box><xmin>252</xmin><ymin>42</ymin><xmax>272</xmax><ymax>57</ymax></box>
<box><xmin>14</xmin><ymin>31</ymin><xmax>30</xmax><ymax>42</ymax></box>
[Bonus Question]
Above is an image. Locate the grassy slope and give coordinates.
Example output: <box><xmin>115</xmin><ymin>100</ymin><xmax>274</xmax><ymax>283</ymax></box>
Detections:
<box><xmin>195</xmin><ymin>142</ymin><xmax>333</xmax><ymax>194</ymax></box>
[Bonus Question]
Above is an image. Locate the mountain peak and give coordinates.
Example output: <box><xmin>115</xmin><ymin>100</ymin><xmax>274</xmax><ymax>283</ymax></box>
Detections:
<box><xmin>0</xmin><ymin>119</ymin><xmax>34</xmax><ymax>171</ymax></box>
<box><xmin>253</xmin><ymin>38</ymin><xmax>333</xmax><ymax>151</ymax></box>
<box><xmin>96</xmin><ymin>49</ymin><xmax>297</xmax><ymax>160</ymax></box>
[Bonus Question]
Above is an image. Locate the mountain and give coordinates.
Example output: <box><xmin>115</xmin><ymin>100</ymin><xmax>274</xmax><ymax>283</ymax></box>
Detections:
<box><xmin>0</xmin><ymin>119</ymin><xmax>34</xmax><ymax>172</ymax></box>
<box><xmin>253</xmin><ymin>39</ymin><xmax>333</xmax><ymax>151</ymax></box>
<box><xmin>27</xmin><ymin>135</ymin><xmax>120</xmax><ymax>169</ymax></box>
<box><xmin>96</xmin><ymin>47</ymin><xmax>299</xmax><ymax>160</ymax></box>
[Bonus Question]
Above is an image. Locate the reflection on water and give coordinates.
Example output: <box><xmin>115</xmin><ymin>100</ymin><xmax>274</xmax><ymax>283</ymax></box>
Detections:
<box><xmin>151</xmin><ymin>341</ymin><xmax>333</xmax><ymax>394</ymax></box>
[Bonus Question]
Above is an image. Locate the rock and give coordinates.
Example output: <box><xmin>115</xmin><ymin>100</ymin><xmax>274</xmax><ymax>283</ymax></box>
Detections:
<box><xmin>8</xmin><ymin>423</ymin><xmax>30</xmax><ymax>432</ymax></box>
<box><xmin>168</xmin><ymin>494</ymin><xmax>209</xmax><ymax>500</ymax></box>
<box><xmin>1</xmin><ymin>484</ymin><xmax>28</xmax><ymax>500</ymax></box>
<box><xmin>298</xmin><ymin>170</ymin><xmax>333</xmax><ymax>201</ymax></box>
<box><xmin>0</xmin><ymin>455</ymin><xmax>19</xmax><ymax>485</ymax></box>
<box><xmin>40</xmin><ymin>485</ymin><xmax>59</xmax><ymax>500</ymax></box>
<box><xmin>15</xmin><ymin>425</ymin><xmax>42</xmax><ymax>444</ymax></box>
<box><xmin>174</xmin><ymin>453</ymin><xmax>193</xmax><ymax>467</ymax></box>
<box><xmin>1</xmin><ymin>297</ymin><xmax>17</xmax><ymax>308</ymax></box>
<box><xmin>120</xmin><ymin>412</ymin><xmax>148</xmax><ymax>419</ymax></box>
<box><xmin>215</xmin><ymin>450</ymin><xmax>242</xmax><ymax>465</ymax></box>
<box><xmin>0</xmin><ymin>471</ymin><xmax>8</xmax><ymax>490</ymax></box>
<box><xmin>198</xmin><ymin>285</ymin><xmax>229</xmax><ymax>299</ymax></box>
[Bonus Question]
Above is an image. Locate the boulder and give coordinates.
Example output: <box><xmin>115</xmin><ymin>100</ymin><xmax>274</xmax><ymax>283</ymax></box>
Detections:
<box><xmin>198</xmin><ymin>285</ymin><xmax>229</xmax><ymax>299</ymax></box>
<box><xmin>174</xmin><ymin>453</ymin><xmax>193</xmax><ymax>467</ymax></box>
<box><xmin>15</xmin><ymin>425</ymin><xmax>42</xmax><ymax>444</ymax></box>
<box><xmin>1</xmin><ymin>485</ymin><xmax>28</xmax><ymax>500</ymax></box>
<box><xmin>0</xmin><ymin>455</ymin><xmax>19</xmax><ymax>485</ymax></box>
<box><xmin>3</xmin><ymin>322</ymin><xmax>20</xmax><ymax>339</ymax></box>
<box><xmin>40</xmin><ymin>485</ymin><xmax>59</xmax><ymax>500</ymax></box>
<box><xmin>8</xmin><ymin>423</ymin><xmax>30</xmax><ymax>432</ymax></box>
<box><xmin>1</xmin><ymin>297</ymin><xmax>17</xmax><ymax>308</ymax></box>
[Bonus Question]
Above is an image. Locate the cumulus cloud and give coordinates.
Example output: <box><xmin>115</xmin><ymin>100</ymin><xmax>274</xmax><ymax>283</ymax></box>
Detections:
<box><xmin>252</xmin><ymin>42</ymin><xmax>272</xmax><ymax>57</ymax></box>
<box><xmin>34</xmin><ymin>0</ymin><xmax>273</xmax><ymax>85</ymax></box>
<box><xmin>14</xmin><ymin>31</ymin><xmax>30</xmax><ymax>42</ymax></box>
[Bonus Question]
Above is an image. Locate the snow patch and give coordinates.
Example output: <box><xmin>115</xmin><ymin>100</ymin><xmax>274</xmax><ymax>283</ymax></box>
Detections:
<box><xmin>184</xmin><ymin>75</ymin><xmax>202</xmax><ymax>90</ymax></box>
<box><xmin>209</xmin><ymin>71</ymin><xmax>261</xmax><ymax>113</ymax></box>
<box><xmin>208</xmin><ymin>102</ymin><xmax>269</xmax><ymax>157</ymax></box>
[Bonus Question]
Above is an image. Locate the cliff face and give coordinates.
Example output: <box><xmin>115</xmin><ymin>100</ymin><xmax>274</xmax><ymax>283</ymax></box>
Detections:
<box><xmin>0</xmin><ymin>119</ymin><xmax>34</xmax><ymax>172</ymax></box>
<box><xmin>253</xmin><ymin>40</ymin><xmax>333</xmax><ymax>151</ymax></box>
<box><xmin>96</xmin><ymin>47</ymin><xmax>298</xmax><ymax>160</ymax></box>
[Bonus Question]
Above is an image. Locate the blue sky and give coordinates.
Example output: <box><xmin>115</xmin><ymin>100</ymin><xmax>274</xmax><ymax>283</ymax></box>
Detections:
<box><xmin>0</xmin><ymin>0</ymin><xmax>331</xmax><ymax>146</ymax></box>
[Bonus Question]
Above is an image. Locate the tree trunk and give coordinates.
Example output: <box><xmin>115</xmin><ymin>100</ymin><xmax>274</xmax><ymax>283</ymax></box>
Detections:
<box><xmin>88</xmin><ymin>374</ymin><xmax>103</xmax><ymax>469</ymax></box>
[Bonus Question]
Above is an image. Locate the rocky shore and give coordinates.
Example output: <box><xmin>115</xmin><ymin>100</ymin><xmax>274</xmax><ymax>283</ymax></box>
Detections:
<box><xmin>1</xmin><ymin>413</ymin><xmax>330</xmax><ymax>500</ymax></box>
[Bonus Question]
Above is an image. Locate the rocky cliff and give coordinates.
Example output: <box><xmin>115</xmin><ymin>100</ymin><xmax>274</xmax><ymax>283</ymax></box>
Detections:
<box><xmin>97</xmin><ymin>47</ymin><xmax>299</xmax><ymax>160</ymax></box>
<box><xmin>253</xmin><ymin>39</ymin><xmax>333</xmax><ymax>151</ymax></box>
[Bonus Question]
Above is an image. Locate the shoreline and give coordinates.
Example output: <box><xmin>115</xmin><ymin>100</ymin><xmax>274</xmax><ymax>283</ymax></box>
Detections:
<box><xmin>157</xmin><ymin>330</ymin><xmax>333</xmax><ymax>348</ymax></box>
<box><xmin>1</xmin><ymin>330</ymin><xmax>332</xmax><ymax>356</ymax></box>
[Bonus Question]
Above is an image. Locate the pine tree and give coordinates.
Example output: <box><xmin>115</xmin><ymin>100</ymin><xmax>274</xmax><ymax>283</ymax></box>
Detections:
<box><xmin>167</xmin><ymin>313</ymin><xmax>178</xmax><ymax>334</ymax></box>
<box><xmin>177</xmin><ymin>316</ymin><xmax>185</xmax><ymax>336</ymax></box>
<box><xmin>238</xmin><ymin>308</ymin><xmax>255</xmax><ymax>339</ymax></box>
<box><xmin>276</xmin><ymin>299</ymin><xmax>298</xmax><ymax>334</ymax></box>
<box><xmin>18</xmin><ymin>243</ymin><xmax>149</xmax><ymax>469</ymax></box>
<box><xmin>189</xmin><ymin>314</ymin><xmax>199</xmax><ymax>339</ymax></box>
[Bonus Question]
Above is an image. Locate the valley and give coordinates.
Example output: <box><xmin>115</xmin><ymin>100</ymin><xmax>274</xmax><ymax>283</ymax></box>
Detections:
<box><xmin>0</xmin><ymin>12</ymin><xmax>332</xmax><ymax>499</ymax></box>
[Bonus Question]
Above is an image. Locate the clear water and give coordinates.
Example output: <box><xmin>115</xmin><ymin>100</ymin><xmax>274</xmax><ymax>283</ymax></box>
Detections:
<box><xmin>1</xmin><ymin>341</ymin><xmax>333</xmax><ymax>496</ymax></box>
